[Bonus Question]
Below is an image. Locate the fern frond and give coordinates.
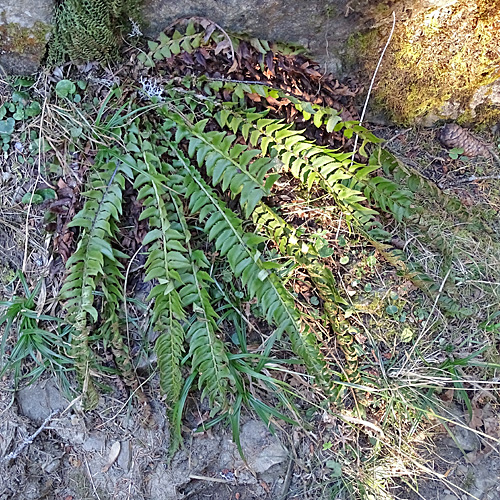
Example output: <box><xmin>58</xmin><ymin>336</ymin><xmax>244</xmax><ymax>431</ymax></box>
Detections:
<box><xmin>217</xmin><ymin>108</ymin><xmax>414</xmax><ymax>238</ymax></box>
<box><xmin>171</xmin><ymin>149</ymin><xmax>329</xmax><ymax>386</ymax></box>
<box><xmin>140</xmin><ymin>20</ymin><xmax>210</xmax><ymax>67</ymax></box>
<box><xmin>161</xmin><ymin>112</ymin><xmax>278</xmax><ymax>218</ymax></box>
<box><xmin>60</xmin><ymin>160</ymin><xmax>130</xmax><ymax>407</ymax></box>
<box><xmin>133</xmin><ymin>151</ymin><xmax>188</xmax><ymax>406</ymax></box>
<box><xmin>168</xmin><ymin>192</ymin><xmax>234</xmax><ymax>409</ymax></box>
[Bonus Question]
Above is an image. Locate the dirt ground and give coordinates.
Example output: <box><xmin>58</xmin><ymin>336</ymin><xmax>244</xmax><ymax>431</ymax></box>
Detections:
<box><xmin>0</xmin><ymin>365</ymin><xmax>499</xmax><ymax>499</ymax></box>
<box><xmin>0</xmin><ymin>375</ymin><xmax>292</xmax><ymax>500</ymax></box>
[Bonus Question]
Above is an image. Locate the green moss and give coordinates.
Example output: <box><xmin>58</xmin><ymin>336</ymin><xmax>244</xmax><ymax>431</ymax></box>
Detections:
<box><xmin>344</xmin><ymin>30</ymin><xmax>380</xmax><ymax>72</ymax></box>
<box><xmin>457</xmin><ymin>104</ymin><xmax>500</xmax><ymax>128</ymax></box>
<box><xmin>0</xmin><ymin>16</ymin><xmax>50</xmax><ymax>55</ymax></box>
<box><xmin>0</xmin><ymin>265</ymin><xmax>16</xmax><ymax>285</ymax></box>
<box><xmin>348</xmin><ymin>0</ymin><xmax>500</xmax><ymax>124</ymax></box>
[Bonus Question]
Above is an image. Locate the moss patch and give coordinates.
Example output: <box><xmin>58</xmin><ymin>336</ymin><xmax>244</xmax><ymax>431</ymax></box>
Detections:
<box><xmin>0</xmin><ymin>15</ymin><xmax>50</xmax><ymax>56</ymax></box>
<box><xmin>352</xmin><ymin>0</ymin><xmax>500</xmax><ymax>125</ymax></box>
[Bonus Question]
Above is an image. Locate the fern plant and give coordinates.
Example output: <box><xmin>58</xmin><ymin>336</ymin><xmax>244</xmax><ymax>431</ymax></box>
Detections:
<box><xmin>53</xmin><ymin>20</ymin><xmax>420</xmax><ymax>451</ymax></box>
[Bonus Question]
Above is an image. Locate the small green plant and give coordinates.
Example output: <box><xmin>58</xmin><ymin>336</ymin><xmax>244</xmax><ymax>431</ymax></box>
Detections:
<box><xmin>0</xmin><ymin>79</ymin><xmax>41</xmax><ymax>152</ymax></box>
<box><xmin>0</xmin><ymin>272</ymin><xmax>72</xmax><ymax>388</ymax></box>
<box><xmin>55</xmin><ymin>79</ymin><xmax>77</xmax><ymax>98</ymax></box>
<box><xmin>448</xmin><ymin>147</ymin><xmax>464</xmax><ymax>160</ymax></box>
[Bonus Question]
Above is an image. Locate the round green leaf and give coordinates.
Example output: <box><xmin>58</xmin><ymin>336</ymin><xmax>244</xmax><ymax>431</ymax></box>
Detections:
<box><xmin>25</xmin><ymin>101</ymin><xmax>41</xmax><ymax>117</ymax></box>
<box><xmin>37</xmin><ymin>188</ymin><xmax>57</xmax><ymax>201</ymax></box>
<box><xmin>325</xmin><ymin>460</ymin><xmax>342</xmax><ymax>477</ymax></box>
<box><xmin>70</xmin><ymin>126</ymin><xmax>83</xmax><ymax>138</ymax></box>
<box><xmin>55</xmin><ymin>79</ymin><xmax>77</xmax><ymax>98</ymax></box>
<box><xmin>21</xmin><ymin>192</ymin><xmax>44</xmax><ymax>205</ymax></box>
<box><xmin>400</xmin><ymin>327</ymin><xmax>414</xmax><ymax>343</ymax></box>
<box><xmin>386</xmin><ymin>305</ymin><xmax>399</xmax><ymax>315</ymax></box>
<box><xmin>340</xmin><ymin>256</ymin><xmax>349</xmax><ymax>265</ymax></box>
<box><xmin>0</xmin><ymin>117</ymin><xmax>15</xmax><ymax>136</ymax></box>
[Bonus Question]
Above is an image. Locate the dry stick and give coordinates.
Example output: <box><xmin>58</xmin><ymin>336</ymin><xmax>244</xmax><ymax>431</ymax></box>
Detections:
<box><xmin>350</xmin><ymin>11</ymin><xmax>396</xmax><ymax>166</ymax></box>
<box><xmin>188</xmin><ymin>474</ymin><xmax>233</xmax><ymax>484</ymax></box>
<box><xmin>1</xmin><ymin>409</ymin><xmax>60</xmax><ymax>463</ymax></box>
<box><xmin>451</xmin><ymin>174</ymin><xmax>500</xmax><ymax>185</ymax></box>
<box><xmin>2</xmin><ymin>395</ymin><xmax>81</xmax><ymax>463</ymax></box>
<box><xmin>84</xmin><ymin>454</ymin><xmax>103</xmax><ymax>500</ymax></box>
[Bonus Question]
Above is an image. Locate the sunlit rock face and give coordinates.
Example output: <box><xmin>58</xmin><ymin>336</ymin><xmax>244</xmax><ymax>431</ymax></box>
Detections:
<box><xmin>2</xmin><ymin>0</ymin><xmax>498</xmax><ymax>125</ymax></box>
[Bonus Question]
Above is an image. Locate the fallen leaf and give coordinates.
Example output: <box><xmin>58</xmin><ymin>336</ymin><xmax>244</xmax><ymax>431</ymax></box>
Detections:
<box><xmin>440</xmin><ymin>389</ymin><xmax>454</xmax><ymax>403</ymax></box>
<box><xmin>102</xmin><ymin>441</ymin><xmax>121</xmax><ymax>472</ymax></box>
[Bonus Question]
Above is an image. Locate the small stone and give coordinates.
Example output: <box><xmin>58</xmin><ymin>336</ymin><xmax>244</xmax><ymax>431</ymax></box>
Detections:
<box><xmin>16</xmin><ymin>378</ymin><xmax>68</xmax><ymax>424</ymax></box>
<box><xmin>447</xmin><ymin>426</ymin><xmax>480</xmax><ymax>452</ymax></box>
<box><xmin>117</xmin><ymin>440</ymin><xmax>132</xmax><ymax>472</ymax></box>
<box><xmin>239</xmin><ymin>420</ymin><xmax>288</xmax><ymax>473</ymax></box>
<box><xmin>83</xmin><ymin>434</ymin><xmax>106</xmax><ymax>452</ymax></box>
<box><xmin>43</xmin><ymin>458</ymin><xmax>61</xmax><ymax>473</ymax></box>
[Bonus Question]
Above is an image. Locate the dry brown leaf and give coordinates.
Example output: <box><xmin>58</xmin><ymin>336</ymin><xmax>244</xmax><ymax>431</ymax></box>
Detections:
<box><xmin>215</xmin><ymin>39</ymin><xmax>231</xmax><ymax>55</ymax></box>
<box><xmin>440</xmin><ymin>389</ymin><xmax>454</xmax><ymax>403</ymax></box>
<box><xmin>102</xmin><ymin>441</ymin><xmax>121</xmax><ymax>472</ymax></box>
<box><xmin>468</xmin><ymin>407</ymin><xmax>483</xmax><ymax>431</ymax></box>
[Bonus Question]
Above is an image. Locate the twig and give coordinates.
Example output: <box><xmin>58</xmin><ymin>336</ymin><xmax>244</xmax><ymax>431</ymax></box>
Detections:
<box><xmin>84</xmin><ymin>454</ymin><xmax>102</xmax><ymax>500</ymax></box>
<box><xmin>2</xmin><ymin>409</ymin><xmax>60</xmax><ymax>462</ymax></box>
<box><xmin>384</xmin><ymin>128</ymin><xmax>412</xmax><ymax>146</ymax></box>
<box><xmin>350</xmin><ymin>11</ymin><xmax>396</xmax><ymax>165</ymax></box>
<box><xmin>338</xmin><ymin>413</ymin><xmax>385</xmax><ymax>437</ymax></box>
<box><xmin>189</xmin><ymin>474</ymin><xmax>234</xmax><ymax>484</ymax></box>
<box><xmin>450</xmin><ymin>174</ymin><xmax>500</xmax><ymax>186</ymax></box>
<box><xmin>1</xmin><ymin>394</ymin><xmax>82</xmax><ymax>459</ymax></box>
<box><xmin>278</xmin><ymin>457</ymin><xmax>295</xmax><ymax>500</ymax></box>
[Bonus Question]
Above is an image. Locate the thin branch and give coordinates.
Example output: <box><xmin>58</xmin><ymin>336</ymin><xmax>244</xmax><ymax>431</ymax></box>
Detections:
<box><xmin>351</xmin><ymin>11</ymin><xmax>396</xmax><ymax>165</ymax></box>
<box><xmin>2</xmin><ymin>409</ymin><xmax>59</xmax><ymax>462</ymax></box>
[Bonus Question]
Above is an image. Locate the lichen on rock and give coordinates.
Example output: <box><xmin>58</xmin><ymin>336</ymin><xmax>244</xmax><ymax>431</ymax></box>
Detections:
<box><xmin>0</xmin><ymin>16</ymin><xmax>52</xmax><ymax>74</ymax></box>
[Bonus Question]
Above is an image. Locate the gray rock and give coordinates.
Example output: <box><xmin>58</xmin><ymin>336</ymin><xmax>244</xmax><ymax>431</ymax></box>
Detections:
<box><xmin>0</xmin><ymin>0</ymin><xmax>53</xmax><ymax>74</ymax></box>
<box><xmin>142</xmin><ymin>0</ymin><xmax>352</xmax><ymax>75</ymax></box>
<box><xmin>83</xmin><ymin>433</ymin><xmax>106</xmax><ymax>452</ymax></box>
<box><xmin>468</xmin><ymin>457</ymin><xmax>500</xmax><ymax>499</ymax></box>
<box><xmin>117</xmin><ymin>440</ymin><xmax>133</xmax><ymax>472</ymax></box>
<box><xmin>446</xmin><ymin>426</ymin><xmax>481</xmax><ymax>452</ymax></box>
<box><xmin>239</xmin><ymin>420</ymin><xmax>288</xmax><ymax>473</ymax></box>
<box><xmin>16</xmin><ymin>378</ymin><xmax>68</xmax><ymax>424</ymax></box>
<box><xmin>1</xmin><ymin>0</ymin><xmax>54</xmax><ymax>27</ymax></box>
